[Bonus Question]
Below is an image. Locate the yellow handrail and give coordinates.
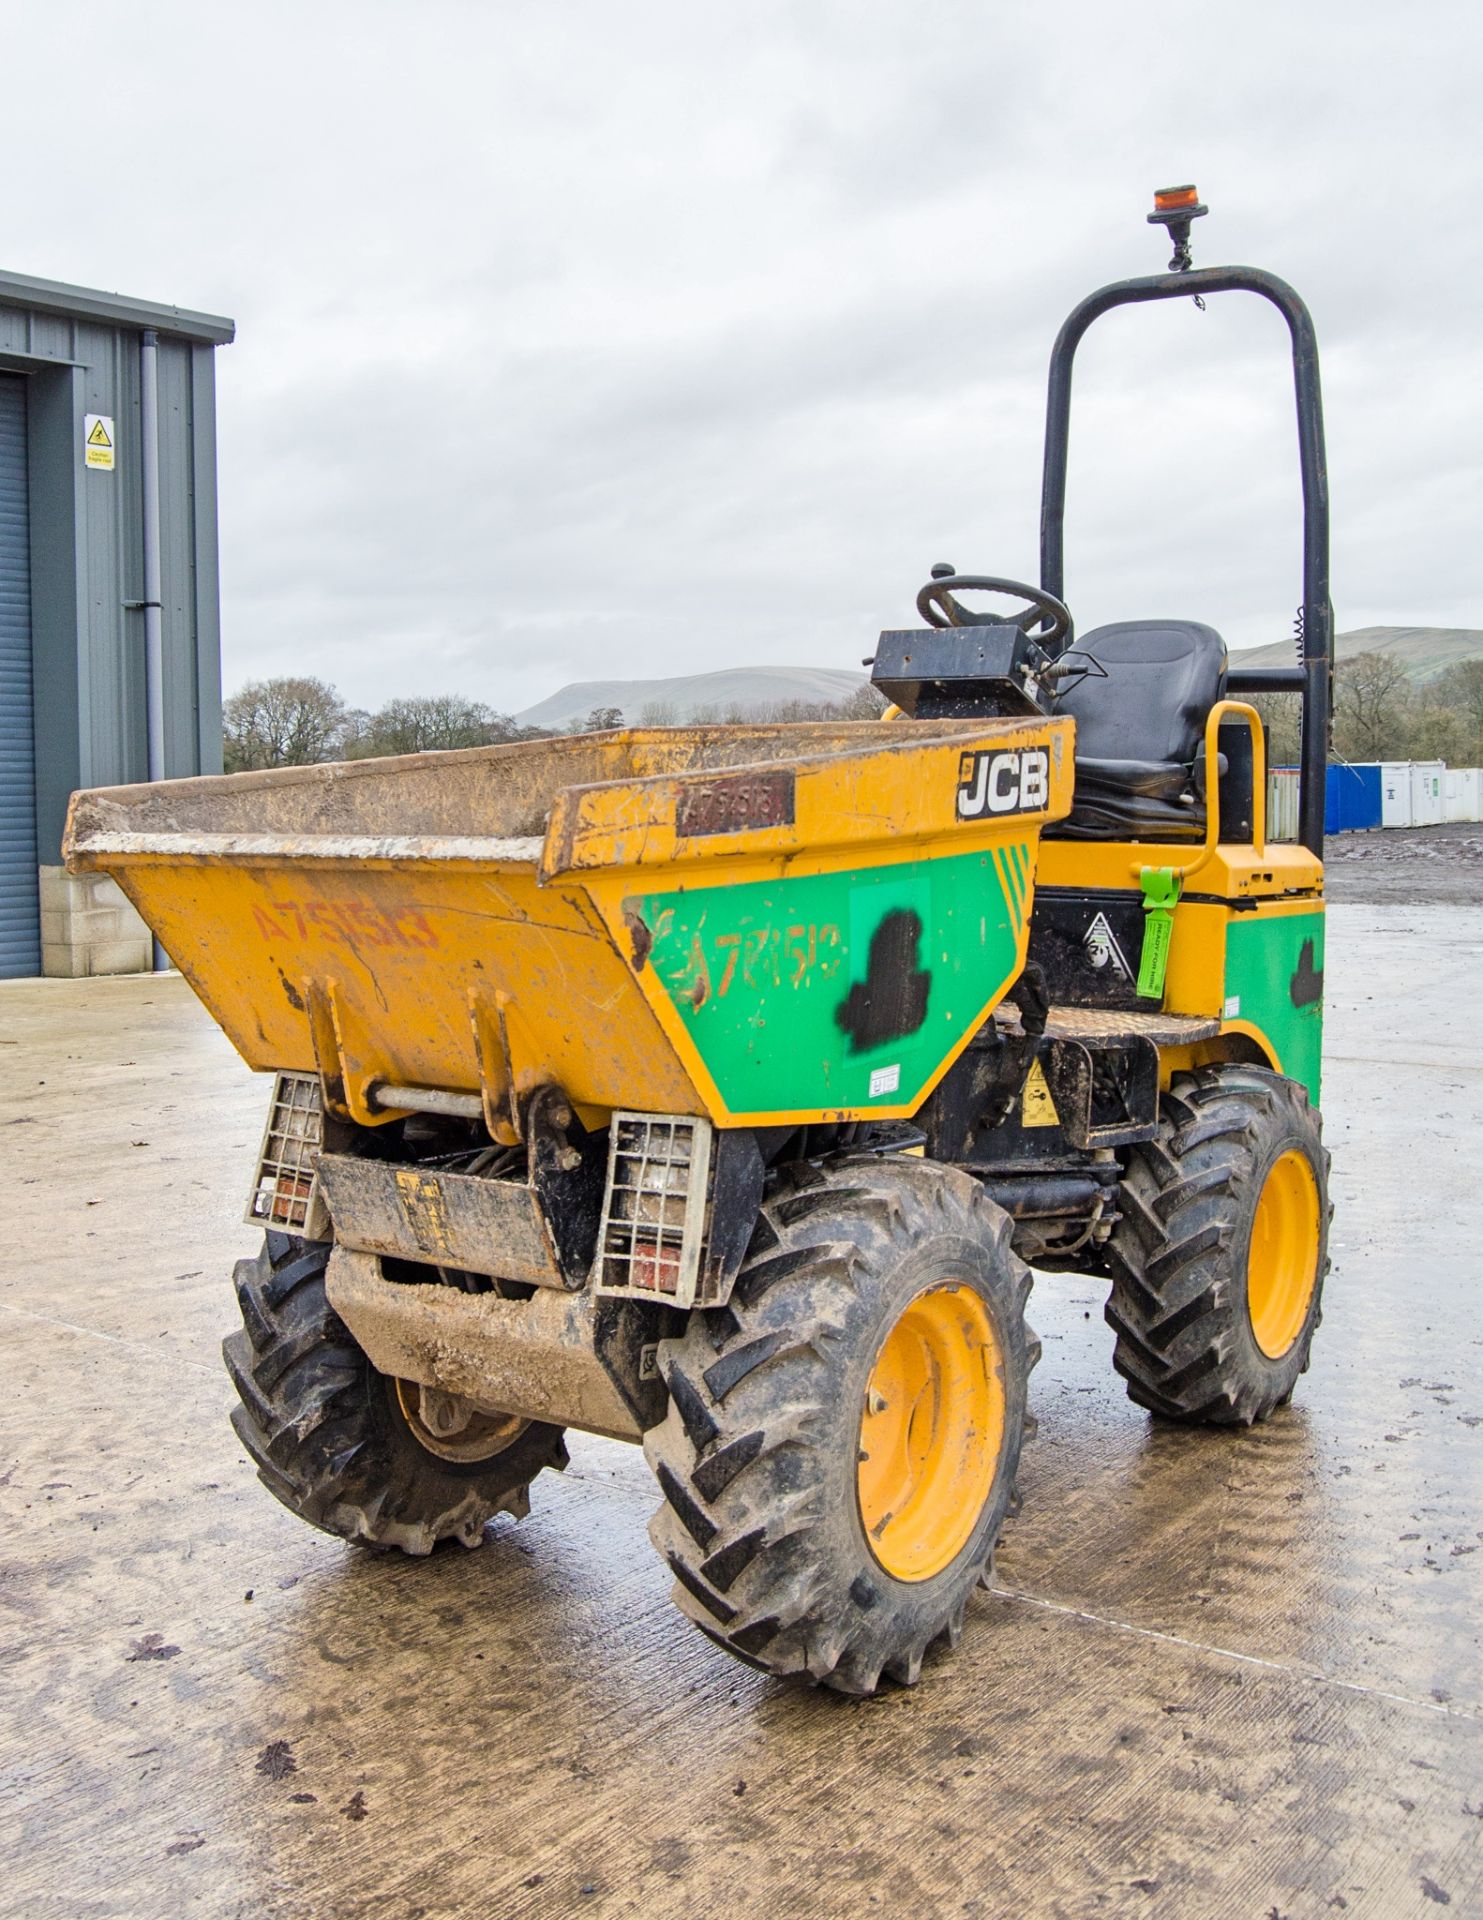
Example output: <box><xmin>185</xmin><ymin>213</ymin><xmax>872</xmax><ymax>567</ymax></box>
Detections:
<box><xmin>1130</xmin><ymin>698</ymin><xmax>1267</xmax><ymax>883</ymax></box>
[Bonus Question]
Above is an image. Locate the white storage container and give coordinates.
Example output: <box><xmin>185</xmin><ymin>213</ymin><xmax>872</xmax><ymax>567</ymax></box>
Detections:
<box><xmin>1445</xmin><ymin>768</ymin><xmax>1481</xmax><ymax>823</ymax></box>
<box><xmin>1409</xmin><ymin>761</ymin><xmax>1445</xmax><ymax>827</ymax></box>
<box><xmin>1266</xmin><ymin>768</ymin><xmax>1300</xmax><ymax>842</ymax></box>
<box><xmin>1379</xmin><ymin>762</ymin><xmax>1413</xmax><ymax>828</ymax></box>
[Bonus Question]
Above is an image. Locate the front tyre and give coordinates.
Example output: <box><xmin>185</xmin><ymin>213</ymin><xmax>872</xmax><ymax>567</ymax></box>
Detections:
<box><xmin>1106</xmin><ymin>1064</ymin><xmax>1331</xmax><ymax>1426</ymax></box>
<box><xmin>644</xmin><ymin>1156</ymin><xmax>1037</xmax><ymax>1695</ymax></box>
<box><xmin>223</xmin><ymin>1233</ymin><xmax>568</xmax><ymax>1553</ymax></box>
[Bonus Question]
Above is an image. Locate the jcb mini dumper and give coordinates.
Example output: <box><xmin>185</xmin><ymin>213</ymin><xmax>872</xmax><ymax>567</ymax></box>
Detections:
<box><xmin>66</xmin><ymin>193</ymin><xmax>1333</xmax><ymax>1694</ymax></box>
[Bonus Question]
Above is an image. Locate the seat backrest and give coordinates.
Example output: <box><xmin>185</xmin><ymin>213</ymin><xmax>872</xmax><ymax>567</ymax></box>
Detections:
<box><xmin>1056</xmin><ymin>620</ymin><xmax>1227</xmax><ymax>766</ymax></box>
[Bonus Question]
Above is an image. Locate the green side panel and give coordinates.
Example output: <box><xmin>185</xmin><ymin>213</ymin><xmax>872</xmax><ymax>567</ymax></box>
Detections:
<box><xmin>627</xmin><ymin>845</ymin><xmax>1028</xmax><ymax>1116</ymax></box>
<box><xmin>1224</xmin><ymin>908</ymin><xmax>1325</xmax><ymax>1104</ymax></box>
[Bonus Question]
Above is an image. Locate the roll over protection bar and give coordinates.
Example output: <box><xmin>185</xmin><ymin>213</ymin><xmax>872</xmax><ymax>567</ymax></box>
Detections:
<box><xmin>1039</xmin><ymin>257</ymin><xmax>1333</xmax><ymax>856</ymax></box>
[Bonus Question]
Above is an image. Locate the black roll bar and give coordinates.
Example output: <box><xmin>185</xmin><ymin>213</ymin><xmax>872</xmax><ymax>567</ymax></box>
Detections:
<box><xmin>1039</xmin><ymin>264</ymin><xmax>1333</xmax><ymax>856</ymax></box>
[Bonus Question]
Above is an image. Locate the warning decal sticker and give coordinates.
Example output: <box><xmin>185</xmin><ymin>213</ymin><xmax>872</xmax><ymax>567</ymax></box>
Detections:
<box><xmin>1021</xmin><ymin>1058</ymin><xmax>1060</xmax><ymax>1128</ymax></box>
<box><xmin>84</xmin><ymin>414</ymin><xmax>115</xmax><ymax>471</ymax></box>
<box><xmin>1083</xmin><ymin>909</ymin><xmax>1133</xmax><ymax>982</ymax></box>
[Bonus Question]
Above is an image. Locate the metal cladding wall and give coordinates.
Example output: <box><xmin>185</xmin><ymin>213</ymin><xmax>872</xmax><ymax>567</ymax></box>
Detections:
<box><xmin>0</xmin><ymin>272</ymin><xmax>233</xmax><ymax>975</ymax></box>
<box><xmin>0</xmin><ymin>375</ymin><xmax>39</xmax><ymax>973</ymax></box>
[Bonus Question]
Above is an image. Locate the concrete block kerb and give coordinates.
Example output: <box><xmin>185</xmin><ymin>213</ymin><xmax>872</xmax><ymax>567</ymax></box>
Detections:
<box><xmin>38</xmin><ymin>866</ymin><xmax>153</xmax><ymax>977</ymax></box>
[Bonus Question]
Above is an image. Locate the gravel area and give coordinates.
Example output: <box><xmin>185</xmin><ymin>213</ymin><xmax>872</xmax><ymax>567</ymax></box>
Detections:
<box><xmin>1322</xmin><ymin>820</ymin><xmax>1483</xmax><ymax>906</ymax></box>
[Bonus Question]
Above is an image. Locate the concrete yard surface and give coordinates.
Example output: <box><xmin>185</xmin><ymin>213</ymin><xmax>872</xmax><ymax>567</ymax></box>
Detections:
<box><xmin>2</xmin><ymin>901</ymin><xmax>1481</xmax><ymax>1919</ymax></box>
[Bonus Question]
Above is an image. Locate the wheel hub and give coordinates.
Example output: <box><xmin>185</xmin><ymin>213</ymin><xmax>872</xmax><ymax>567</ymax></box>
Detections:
<box><xmin>1247</xmin><ymin>1148</ymin><xmax>1321</xmax><ymax>1359</ymax></box>
<box><xmin>393</xmin><ymin>1378</ymin><xmax>528</xmax><ymax>1464</ymax></box>
<box><xmin>856</xmin><ymin>1284</ymin><xmax>1005</xmax><ymax>1582</ymax></box>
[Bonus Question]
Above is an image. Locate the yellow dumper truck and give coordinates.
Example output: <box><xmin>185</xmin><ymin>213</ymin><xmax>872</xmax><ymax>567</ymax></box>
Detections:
<box><xmin>65</xmin><ymin>192</ymin><xmax>1332</xmax><ymax>1693</ymax></box>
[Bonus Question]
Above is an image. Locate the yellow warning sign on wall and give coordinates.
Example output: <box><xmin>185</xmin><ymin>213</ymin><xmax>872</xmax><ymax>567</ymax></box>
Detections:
<box><xmin>84</xmin><ymin>414</ymin><xmax>115</xmax><ymax>471</ymax></box>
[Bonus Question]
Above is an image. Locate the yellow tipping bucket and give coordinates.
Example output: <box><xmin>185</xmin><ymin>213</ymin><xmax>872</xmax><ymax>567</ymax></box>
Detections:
<box><xmin>65</xmin><ymin>718</ymin><xmax>1072</xmax><ymax>1128</ymax></box>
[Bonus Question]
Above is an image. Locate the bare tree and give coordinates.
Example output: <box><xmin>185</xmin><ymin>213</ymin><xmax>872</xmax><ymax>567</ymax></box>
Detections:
<box><xmin>1429</xmin><ymin>659</ymin><xmax>1483</xmax><ymax>759</ymax></box>
<box><xmin>836</xmin><ymin>684</ymin><xmax>888</xmax><ymax>720</ymax></box>
<box><xmin>716</xmin><ymin>686</ymin><xmax>886</xmax><ymax>725</ymax></box>
<box><xmin>351</xmin><ymin>694</ymin><xmax>522</xmax><ymax>757</ymax></box>
<box><xmin>1250</xmin><ymin>693</ymin><xmax>1302</xmax><ymax>768</ymax></box>
<box><xmin>1405</xmin><ymin>698</ymin><xmax>1468</xmax><ymax>766</ymax></box>
<box><xmin>1331</xmin><ymin>651</ymin><xmax>1412</xmax><ymax>762</ymax></box>
<box><xmin>223</xmin><ymin>677</ymin><xmax>350</xmax><ymax>771</ymax></box>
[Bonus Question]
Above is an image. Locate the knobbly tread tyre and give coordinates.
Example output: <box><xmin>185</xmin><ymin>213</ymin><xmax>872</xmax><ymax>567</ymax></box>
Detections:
<box><xmin>1106</xmin><ymin>1063</ymin><xmax>1331</xmax><ymax>1427</ymax></box>
<box><xmin>644</xmin><ymin>1154</ymin><xmax>1038</xmax><ymax>1695</ymax></box>
<box><xmin>223</xmin><ymin>1231</ymin><xmax>568</xmax><ymax>1554</ymax></box>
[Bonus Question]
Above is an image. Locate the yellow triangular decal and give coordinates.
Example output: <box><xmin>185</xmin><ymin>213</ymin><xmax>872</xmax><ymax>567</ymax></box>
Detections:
<box><xmin>87</xmin><ymin>419</ymin><xmax>112</xmax><ymax>447</ymax></box>
<box><xmin>1021</xmin><ymin>1058</ymin><xmax>1060</xmax><ymax>1128</ymax></box>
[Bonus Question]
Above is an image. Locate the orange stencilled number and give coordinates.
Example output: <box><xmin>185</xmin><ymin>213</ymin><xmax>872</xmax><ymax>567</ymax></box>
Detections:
<box><xmin>392</xmin><ymin>908</ymin><xmax>439</xmax><ymax>949</ymax></box>
<box><xmin>696</xmin><ymin>921</ymin><xmax>844</xmax><ymax>1001</ymax></box>
<box><xmin>715</xmin><ymin>933</ymin><xmax>742</xmax><ymax>997</ymax></box>
<box><xmin>303</xmin><ymin>902</ymin><xmax>346</xmax><ymax>942</ymax></box>
<box><xmin>342</xmin><ymin>903</ymin><xmax>394</xmax><ymax>946</ymax></box>
<box><xmin>252</xmin><ymin>898</ymin><xmax>441</xmax><ymax>951</ymax></box>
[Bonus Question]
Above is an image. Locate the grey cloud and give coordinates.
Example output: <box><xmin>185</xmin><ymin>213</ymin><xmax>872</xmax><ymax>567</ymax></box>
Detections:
<box><xmin>3</xmin><ymin>0</ymin><xmax>1478</xmax><ymax>712</ymax></box>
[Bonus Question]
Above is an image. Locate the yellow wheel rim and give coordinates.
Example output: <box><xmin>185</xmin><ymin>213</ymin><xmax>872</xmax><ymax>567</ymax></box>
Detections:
<box><xmin>857</xmin><ymin>1283</ymin><xmax>1005</xmax><ymax>1583</ymax></box>
<box><xmin>392</xmin><ymin>1379</ymin><xmax>527</xmax><ymax>1464</ymax></box>
<box><xmin>1247</xmin><ymin>1149</ymin><xmax>1321</xmax><ymax>1359</ymax></box>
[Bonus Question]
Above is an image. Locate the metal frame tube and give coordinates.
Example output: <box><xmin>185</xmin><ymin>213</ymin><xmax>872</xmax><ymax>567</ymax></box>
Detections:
<box><xmin>1038</xmin><ymin>265</ymin><xmax>1332</xmax><ymax>855</ymax></box>
<box><xmin>139</xmin><ymin>328</ymin><xmax>166</xmax><ymax>968</ymax></box>
<box><xmin>372</xmin><ymin>1083</ymin><xmax>486</xmax><ymax>1121</ymax></box>
<box><xmin>1229</xmin><ymin>667</ymin><xmax>1305</xmax><ymax>693</ymax></box>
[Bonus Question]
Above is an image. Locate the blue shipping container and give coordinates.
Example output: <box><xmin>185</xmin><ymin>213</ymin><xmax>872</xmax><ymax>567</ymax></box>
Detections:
<box><xmin>1326</xmin><ymin>763</ymin><xmax>1382</xmax><ymax>833</ymax></box>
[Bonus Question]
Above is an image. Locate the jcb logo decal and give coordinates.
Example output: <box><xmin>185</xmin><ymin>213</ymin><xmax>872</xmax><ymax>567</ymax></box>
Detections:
<box><xmin>956</xmin><ymin>747</ymin><xmax>1050</xmax><ymax>819</ymax></box>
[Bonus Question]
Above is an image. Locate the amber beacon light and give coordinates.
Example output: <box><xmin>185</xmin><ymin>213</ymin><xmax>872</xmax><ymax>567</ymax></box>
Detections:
<box><xmin>1147</xmin><ymin>182</ymin><xmax>1208</xmax><ymax>271</ymax></box>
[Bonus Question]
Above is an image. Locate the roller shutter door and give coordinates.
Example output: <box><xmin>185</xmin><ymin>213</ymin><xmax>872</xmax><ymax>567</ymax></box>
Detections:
<box><xmin>0</xmin><ymin>374</ymin><xmax>39</xmax><ymax>977</ymax></box>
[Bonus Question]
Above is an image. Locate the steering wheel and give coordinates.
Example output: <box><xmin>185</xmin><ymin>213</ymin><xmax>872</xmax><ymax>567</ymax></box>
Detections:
<box><xmin>916</xmin><ymin>570</ymin><xmax>1073</xmax><ymax>651</ymax></box>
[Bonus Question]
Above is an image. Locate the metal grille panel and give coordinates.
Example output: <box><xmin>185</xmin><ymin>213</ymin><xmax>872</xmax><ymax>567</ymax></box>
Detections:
<box><xmin>595</xmin><ymin>1112</ymin><xmax>714</xmax><ymax>1307</ymax></box>
<box><xmin>246</xmin><ymin>1072</ymin><xmax>329</xmax><ymax>1238</ymax></box>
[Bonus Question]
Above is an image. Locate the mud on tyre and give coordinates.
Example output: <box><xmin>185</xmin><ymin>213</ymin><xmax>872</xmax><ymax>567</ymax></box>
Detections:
<box><xmin>1106</xmin><ymin>1063</ymin><xmax>1331</xmax><ymax>1427</ymax></box>
<box><xmin>224</xmin><ymin>1232</ymin><xmax>568</xmax><ymax>1553</ymax></box>
<box><xmin>644</xmin><ymin>1154</ymin><xmax>1037</xmax><ymax>1695</ymax></box>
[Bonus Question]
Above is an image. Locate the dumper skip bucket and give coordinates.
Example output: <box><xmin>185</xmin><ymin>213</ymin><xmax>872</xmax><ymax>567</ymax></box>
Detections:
<box><xmin>65</xmin><ymin>719</ymin><xmax>1073</xmax><ymax>1129</ymax></box>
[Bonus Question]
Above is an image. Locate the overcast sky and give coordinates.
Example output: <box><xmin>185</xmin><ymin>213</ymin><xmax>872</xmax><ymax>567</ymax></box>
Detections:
<box><xmin>3</xmin><ymin>2</ymin><xmax>1478</xmax><ymax>713</ymax></box>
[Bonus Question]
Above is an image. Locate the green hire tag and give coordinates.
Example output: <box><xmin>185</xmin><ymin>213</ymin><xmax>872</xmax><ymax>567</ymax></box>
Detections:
<box><xmin>1136</xmin><ymin>867</ymin><xmax>1181</xmax><ymax>1002</ymax></box>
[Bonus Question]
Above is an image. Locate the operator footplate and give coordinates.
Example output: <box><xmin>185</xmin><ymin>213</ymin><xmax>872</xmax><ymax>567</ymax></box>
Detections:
<box><xmin>1032</xmin><ymin>1006</ymin><xmax>1218</xmax><ymax>1150</ymax></box>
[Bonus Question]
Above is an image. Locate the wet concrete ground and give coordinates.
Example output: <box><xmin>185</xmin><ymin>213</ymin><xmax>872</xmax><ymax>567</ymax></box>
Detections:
<box><xmin>2</xmin><ymin>900</ymin><xmax>1480</xmax><ymax>1919</ymax></box>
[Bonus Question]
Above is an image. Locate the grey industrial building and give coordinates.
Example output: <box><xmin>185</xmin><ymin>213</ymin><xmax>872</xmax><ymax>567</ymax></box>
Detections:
<box><xmin>0</xmin><ymin>271</ymin><xmax>233</xmax><ymax>978</ymax></box>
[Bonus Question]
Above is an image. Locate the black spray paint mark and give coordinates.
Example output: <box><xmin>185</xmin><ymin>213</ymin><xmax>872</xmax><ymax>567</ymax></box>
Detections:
<box><xmin>1290</xmin><ymin>938</ymin><xmax>1324</xmax><ymax>1009</ymax></box>
<box><xmin>835</xmin><ymin>909</ymin><xmax>931</xmax><ymax>1054</ymax></box>
<box><xmin>622</xmin><ymin>908</ymin><xmax>653</xmax><ymax>972</ymax></box>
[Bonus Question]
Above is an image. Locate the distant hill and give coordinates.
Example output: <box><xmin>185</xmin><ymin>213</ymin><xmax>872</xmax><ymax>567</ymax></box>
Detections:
<box><xmin>515</xmin><ymin>664</ymin><xmax>870</xmax><ymax>730</ymax></box>
<box><xmin>1230</xmin><ymin>626</ymin><xmax>1483</xmax><ymax>683</ymax></box>
<box><xmin>517</xmin><ymin>627</ymin><xmax>1481</xmax><ymax>730</ymax></box>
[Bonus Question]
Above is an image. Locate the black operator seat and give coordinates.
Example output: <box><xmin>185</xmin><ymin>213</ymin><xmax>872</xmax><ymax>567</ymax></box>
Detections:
<box><xmin>1047</xmin><ymin>619</ymin><xmax>1228</xmax><ymax>841</ymax></box>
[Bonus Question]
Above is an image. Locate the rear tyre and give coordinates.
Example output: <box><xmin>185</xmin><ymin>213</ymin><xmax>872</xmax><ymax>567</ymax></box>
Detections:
<box><xmin>223</xmin><ymin>1232</ymin><xmax>568</xmax><ymax>1553</ymax></box>
<box><xmin>1106</xmin><ymin>1064</ymin><xmax>1330</xmax><ymax>1426</ymax></box>
<box><xmin>644</xmin><ymin>1155</ymin><xmax>1037</xmax><ymax>1695</ymax></box>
